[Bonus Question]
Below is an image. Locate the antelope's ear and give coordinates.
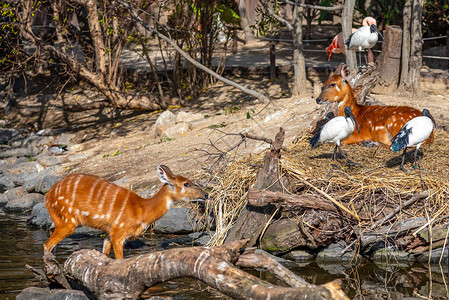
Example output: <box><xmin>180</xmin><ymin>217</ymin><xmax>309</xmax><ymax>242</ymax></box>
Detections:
<box><xmin>334</xmin><ymin>63</ymin><xmax>346</xmax><ymax>76</ymax></box>
<box><xmin>340</xmin><ymin>65</ymin><xmax>349</xmax><ymax>80</ymax></box>
<box><xmin>157</xmin><ymin>165</ymin><xmax>175</xmax><ymax>186</ymax></box>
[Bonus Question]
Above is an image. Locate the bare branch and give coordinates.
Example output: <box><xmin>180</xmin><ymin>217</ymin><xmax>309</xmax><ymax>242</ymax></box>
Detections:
<box><xmin>119</xmin><ymin>1</ymin><xmax>271</xmax><ymax>104</ymax></box>
<box><xmin>280</xmin><ymin>0</ymin><xmax>344</xmax><ymax>11</ymax></box>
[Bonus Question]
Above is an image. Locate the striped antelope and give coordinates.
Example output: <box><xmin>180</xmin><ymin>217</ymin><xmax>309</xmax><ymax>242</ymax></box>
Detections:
<box><xmin>43</xmin><ymin>165</ymin><xmax>208</xmax><ymax>259</ymax></box>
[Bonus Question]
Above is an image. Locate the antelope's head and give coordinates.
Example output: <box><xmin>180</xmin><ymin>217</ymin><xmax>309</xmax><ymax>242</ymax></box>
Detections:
<box><xmin>316</xmin><ymin>64</ymin><xmax>352</xmax><ymax>106</ymax></box>
<box><xmin>157</xmin><ymin>165</ymin><xmax>209</xmax><ymax>203</ymax></box>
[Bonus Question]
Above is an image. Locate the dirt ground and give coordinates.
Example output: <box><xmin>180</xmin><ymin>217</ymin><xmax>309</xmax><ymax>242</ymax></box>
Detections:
<box><xmin>6</xmin><ymin>35</ymin><xmax>449</xmax><ymax>193</ymax></box>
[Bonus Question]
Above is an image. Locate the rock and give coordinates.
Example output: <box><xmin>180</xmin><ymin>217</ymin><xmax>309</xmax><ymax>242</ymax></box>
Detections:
<box><xmin>55</xmin><ymin>133</ymin><xmax>76</xmax><ymax>145</ymax></box>
<box><xmin>5</xmin><ymin>156</ymin><xmax>29</xmax><ymax>167</ymax></box>
<box><xmin>153</xmin><ymin>110</ymin><xmax>176</xmax><ymax>137</ymax></box>
<box><xmin>161</xmin><ymin>231</ymin><xmax>214</xmax><ymax>247</ymax></box>
<box><xmin>0</xmin><ymin>128</ymin><xmax>24</xmax><ymax>144</ymax></box>
<box><xmin>0</xmin><ymin>144</ymin><xmax>39</xmax><ymax>158</ymax></box>
<box><xmin>0</xmin><ymin>208</ymin><xmax>5</xmax><ymax>216</ymax></box>
<box><xmin>0</xmin><ymin>175</ymin><xmax>16</xmax><ymax>193</ymax></box>
<box><xmin>176</xmin><ymin>111</ymin><xmax>204</xmax><ymax>123</ymax></box>
<box><xmin>417</xmin><ymin>247</ymin><xmax>449</xmax><ymax>264</ymax></box>
<box><xmin>315</xmin><ymin>241</ymin><xmax>361</xmax><ymax>263</ymax></box>
<box><xmin>0</xmin><ymin>159</ymin><xmax>9</xmax><ymax>171</ymax></box>
<box><xmin>3</xmin><ymin>186</ymin><xmax>28</xmax><ymax>202</ymax></box>
<box><xmin>4</xmin><ymin>193</ymin><xmax>44</xmax><ymax>212</ymax></box>
<box><xmin>0</xmin><ymin>194</ymin><xmax>6</xmax><ymax>206</ymax></box>
<box><xmin>28</xmin><ymin>202</ymin><xmax>52</xmax><ymax>228</ymax></box>
<box><xmin>5</xmin><ymin>161</ymin><xmax>44</xmax><ymax>186</ymax></box>
<box><xmin>36</xmin><ymin>153</ymin><xmax>66</xmax><ymax>166</ymax></box>
<box><xmin>282</xmin><ymin>250</ymin><xmax>315</xmax><ymax>262</ymax></box>
<box><xmin>164</xmin><ymin>122</ymin><xmax>191</xmax><ymax>137</ymax></box>
<box><xmin>22</xmin><ymin>168</ymin><xmax>62</xmax><ymax>193</ymax></box>
<box><xmin>153</xmin><ymin>207</ymin><xmax>209</xmax><ymax>234</ymax></box>
<box><xmin>16</xmin><ymin>287</ymin><xmax>89</xmax><ymax>300</ymax></box>
<box><xmin>372</xmin><ymin>249</ymin><xmax>414</xmax><ymax>267</ymax></box>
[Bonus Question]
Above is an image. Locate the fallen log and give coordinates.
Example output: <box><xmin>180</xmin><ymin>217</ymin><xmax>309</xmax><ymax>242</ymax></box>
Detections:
<box><xmin>248</xmin><ymin>188</ymin><xmax>342</xmax><ymax>213</ymax></box>
<box><xmin>48</xmin><ymin>240</ymin><xmax>348</xmax><ymax>299</ymax></box>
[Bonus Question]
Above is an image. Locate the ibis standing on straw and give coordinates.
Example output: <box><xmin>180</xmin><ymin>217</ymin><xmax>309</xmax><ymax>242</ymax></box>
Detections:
<box><xmin>390</xmin><ymin>109</ymin><xmax>436</xmax><ymax>171</ymax></box>
<box><xmin>345</xmin><ymin>17</ymin><xmax>383</xmax><ymax>68</ymax></box>
<box><xmin>311</xmin><ymin>106</ymin><xmax>360</xmax><ymax>165</ymax></box>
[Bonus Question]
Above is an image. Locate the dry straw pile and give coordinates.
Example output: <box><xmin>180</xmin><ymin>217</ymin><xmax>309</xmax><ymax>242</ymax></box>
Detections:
<box><xmin>206</xmin><ymin>129</ymin><xmax>449</xmax><ymax>246</ymax></box>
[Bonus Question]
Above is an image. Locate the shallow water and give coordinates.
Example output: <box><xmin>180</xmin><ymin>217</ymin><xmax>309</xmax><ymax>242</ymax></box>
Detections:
<box><xmin>1</xmin><ymin>214</ymin><xmax>449</xmax><ymax>299</ymax></box>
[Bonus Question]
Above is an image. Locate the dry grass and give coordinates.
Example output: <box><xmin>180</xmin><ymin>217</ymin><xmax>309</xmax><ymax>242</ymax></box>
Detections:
<box><xmin>206</xmin><ymin>129</ymin><xmax>449</xmax><ymax>246</ymax></box>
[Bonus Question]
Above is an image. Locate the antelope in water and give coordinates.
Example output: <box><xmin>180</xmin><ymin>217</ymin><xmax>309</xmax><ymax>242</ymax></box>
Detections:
<box><xmin>44</xmin><ymin>165</ymin><xmax>209</xmax><ymax>259</ymax></box>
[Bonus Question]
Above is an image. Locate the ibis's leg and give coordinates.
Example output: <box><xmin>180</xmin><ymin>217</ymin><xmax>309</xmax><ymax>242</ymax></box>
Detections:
<box><xmin>399</xmin><ymin>148</ymin><xmax>408</xmax><ymax>172</ymax></box>
<box><xmin>413</xmin><ymin>148</ymin><xmax>419</xmax><ymax>169</ymax></box>
<box><xmin>338</xmin><ymin>146</ymin><xmax>358</xmax><ymax>165</ymax></box>
<box><xmin>364</xmin><ymin>50</ymin><xmax>369</xmax><ymax>65</ymax></box>
<box><xmin>358</xmin><ymin>50</ymin><xmax>363</xmax><ymax>68</ymax></box>
<box><xmin>332</xmin><ymin>145</ymin><xmax>338</xmax><ymax>162</ymax></box>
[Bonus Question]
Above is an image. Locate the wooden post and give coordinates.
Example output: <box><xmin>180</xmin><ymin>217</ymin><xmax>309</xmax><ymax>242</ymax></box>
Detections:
<box><xmin>270</xmin><ymin>43</ymin><xmax>276</xmax><ymax>79</ymax></box>
<box><xmin>446</xmin><ymin>30</ymin><xmax>449</xmax><ymax>70</ymax></box>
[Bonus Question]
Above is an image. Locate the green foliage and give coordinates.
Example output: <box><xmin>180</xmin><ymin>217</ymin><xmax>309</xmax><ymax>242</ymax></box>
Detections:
<box><xmin>373</xmin><ymin>0</ymin><xmax>400</xmax><ymax>25</ymax></box>
<box><xmin>158</xmin><ymin>136</ymin><xmax>174</xmax><ymax>143</ymax></box>
<box><xmin>251</xmin><ymin>1</ymin><xmax>281</xmax><ymax>36</ymax></box>
<box><xmin>224</xmin><ymin>105</ymin><xmax>241</xmax><ymax>115</ymax></box>
<box><xmin>208</xmin><ymin>122</ymin><xmax>227</xmax><ymax>128</ymax></box>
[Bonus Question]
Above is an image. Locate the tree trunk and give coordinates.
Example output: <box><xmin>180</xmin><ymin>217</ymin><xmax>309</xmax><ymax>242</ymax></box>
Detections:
<box><xmin>399</xmin><ymin>0</ymin><xmax>412</xmax><ymax>89</ymax></box>
<box><xmin>44</xmin><ymin>241</ymin><xmax>349</xmax><ymax>299</ymax></box>
<box><xmin>372</xmin><ymin>26</ymin><xmax>403</xmax><ymax>94</ymax></box>
<box><xmin>342</xmin><ymin>0</ymin><xmax>356</xmax><ymax>72</ymax></box>
<box><xmin>238</xmin><ymin>0</ymin><xmax>254</xmax><ymax>41</ymax></box>
<box><xmin>291</xmin><ymin>1</ymin><xmax>307</xmax><ymax>97</ymax></box>
<box><xmin>225</xmin><ymin>128</ymin><xmax>288</xmax><ymax>246</ymax></box>
<box><xmin>407</xmin><ymin>0</ymin><xmax>423</xmax><ymax>95</ymax></box>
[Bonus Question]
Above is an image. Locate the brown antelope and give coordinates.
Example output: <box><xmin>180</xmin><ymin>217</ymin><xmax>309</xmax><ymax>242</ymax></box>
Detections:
<box><xmin>316</xmin><ymin>65</ymin><xmax>434</xmax><ymax>148</ymax></box>
<box><xmin>44</xmin><ymin>165</ymin><xmax>208</xmax><ymax>259</ymax></box>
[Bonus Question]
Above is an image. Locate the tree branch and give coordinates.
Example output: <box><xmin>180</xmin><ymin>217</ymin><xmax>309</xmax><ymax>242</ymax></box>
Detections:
<box><xmin>44</xmin><ymin>240</ymin><xmax>349</xmax><ymax>299</ymax></box>
<box><xmin>259</xmin><ymin>0</ymin><xmax>294</xmax><ymax>32</ymax></box>
<box><xmin>119</xmin><ymin>1</ymin><xmax>270</xmax><ymax>104</ymax></box>
<box><xmin>280</xmin><ymin>0</ymin><xmax>344</xmax><ymax>11</ymax></box>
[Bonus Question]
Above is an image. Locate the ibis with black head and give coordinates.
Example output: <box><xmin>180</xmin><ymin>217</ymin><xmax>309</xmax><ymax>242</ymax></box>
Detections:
<box><xmin>390</xmin><ymin>108</ymin><xmax>436</xmax><ymax>171</ymax></box>
<box><xmin>311</xmin><ymin>106</ymin><xmax>360</xmax><ymax>165</ymax></box>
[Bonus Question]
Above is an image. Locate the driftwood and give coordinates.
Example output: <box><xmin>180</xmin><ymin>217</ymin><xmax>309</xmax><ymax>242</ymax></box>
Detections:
<box><xmin>260</xmin><ymin>212</ymin><xmax>346</xmax><ymax>254</ymax></box>
<box><xmin>225</xmin><ymin>128</ymin><xmax>289</xmax><ymax>246</ymax></box>
<box><xmin>247</xmin><ymin>188</ymin><xmax>355</xmax><ymax>219</ymax></box>
<box><xmin>42</xmin><ymin>240</ymin><xmax>348</xmax><ymax>299</ymax></box>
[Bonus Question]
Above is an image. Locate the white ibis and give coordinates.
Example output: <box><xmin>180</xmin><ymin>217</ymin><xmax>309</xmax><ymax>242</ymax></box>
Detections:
<box><xmin>390</xmin><ymin>109</ymin><xmax>436</xmax><ymax>171</ymax></box>
<box><xmin>326</xmin><ymin>17</ymin><xmax>376</xmax><ymax>61</ymax></box>
<box><xmin>311</xmin><ymin>106</ymin><xmax>360</xmax><ymax>165</ymax></box>
<box><xmin>345</xmin><ymin>17</ymin><xmax>383</xmax><ymax>67</ymax></box>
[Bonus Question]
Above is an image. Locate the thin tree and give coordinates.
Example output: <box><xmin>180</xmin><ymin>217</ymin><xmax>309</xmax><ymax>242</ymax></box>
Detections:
<box><xmin>259</xmin><ymin>0</ymin><xmax>343</xmax><ymax>97</ymax></box>
<box><xmin>399</xmin><ymin>0</ymin><xmax>423</xmax><ymax>95</ymax></box>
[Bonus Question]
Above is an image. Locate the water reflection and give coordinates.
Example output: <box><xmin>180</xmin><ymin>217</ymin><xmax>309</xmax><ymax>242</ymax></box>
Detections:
<box><xmin>1</xmin><ymin>214</ymin><xmax>449</xmax><ymax>299</ymax></box>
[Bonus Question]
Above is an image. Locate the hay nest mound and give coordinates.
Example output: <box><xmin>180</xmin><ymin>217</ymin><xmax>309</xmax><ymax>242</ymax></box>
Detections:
<box><xmin>207</xmin><ymin>129</ymin><xmax>449</xmax><ymax>246</ymax></box>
